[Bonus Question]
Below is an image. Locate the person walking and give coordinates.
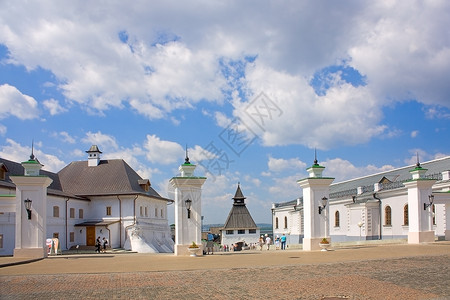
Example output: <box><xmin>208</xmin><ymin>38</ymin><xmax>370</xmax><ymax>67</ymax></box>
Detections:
<box><xmin>95</xmin><ymin>236</ymin><xmax>101</xmax><ymax>253</ymax></box>
<box><xmin>281</xmin><ymin>234</ymin><xmax>287</xmax><ymax>250</ymax></box>
<box><xmin>259</xmin><ymin>236</ymin><xmax>264</xmax><ymax>251</ymax></box>
<box><xmin>265</xmin><ymin>235</ymin><xmax>271</xmax><ymax>251</ymax></box>
<box><xmin>275</xmin><ymin>235</ymin><xmax>280</xmax><ymax>250</ymax></box>
<box><xmin>102</xmin><ymin>237</ymin><xmax>108</xmax><ymax>253</ymax></box>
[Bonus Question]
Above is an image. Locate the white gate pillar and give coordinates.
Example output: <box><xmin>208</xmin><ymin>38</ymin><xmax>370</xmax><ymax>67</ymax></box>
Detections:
<box><xmin>10</xmin><ymin>156</ymin><xmax>52</xmax><ymax>258</ymax></box>
<box><xmin>169</xmin><ymin>155</ymin><xmax>206</xmax><ymax>256</ymax></box>
<box><xmin>297</xmin><ymin>159</ymin><xmax>334</xmax><ymax>251</ymax></box>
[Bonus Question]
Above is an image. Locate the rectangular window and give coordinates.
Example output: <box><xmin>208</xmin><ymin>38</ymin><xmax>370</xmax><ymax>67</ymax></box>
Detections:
<box><xmin>0</xmin><ymin>234</ymin><xmax>3</xmax><ymax>249</ymax></box>
<box><xmin>226</xmin><ymin>230</ymin><xmax>234</xmax><ymax>234</ymax></box>
<box><xmin>106</xmin><ymin>206</ymin><xmax>112</xmax><ymax>216</ymax></box>
<box><xmin>238</xmin><ymin>229</ymin><xmax>245</xmax><ymax>234</ymax></box>
<box><xmin>70</xmin><ymin>208</ymin><xmax>75</xmax><ymax>218</ymax></box>
<box><xmin>161</xmin><ymin>209</ymin><xmax>163</xmax><ymax>218</ymax></box>
<box><xmin>79</xmin><ymin>209</ymin><xmax>84</xmax><ymax>219</ymax></box>
<box><xmin>155</xmin><ymin>208</ymin><xmax>158</xmax><ymax>217</ymax></box>
<box><xmin>53</xmin><ymin>206</ymin><xmax>59</xmax><ymax>218</ymax></box>
<box><xmin>249</xmin><ymin>229</ymin><xmax>256</xmax><ymax>234</ymax></box>
<box><xmin>140</xmin><ymin>206</ymin><xmax>143</xmax><ymax>217</ymax></box>
<box><xmin>145</xmin><ymin>207</ymin><xmax>148</xmax><ymax>217</ymax></box>
<box><xmin>69</xmin><ymin>232</ymin><xmax>74</xmax><ymax>242</ymax></box>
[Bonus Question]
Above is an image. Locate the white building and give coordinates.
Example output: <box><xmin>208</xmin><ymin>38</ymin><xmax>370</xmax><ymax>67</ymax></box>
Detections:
<box><xmin>0</xmin><ymin>145</ymin><xmax>174</xmax><ymax>255</ymax></box>
<box><xmin>272</xmin><ymin>156</ymin><xmax>450</xmax><ymax>246</ymax></box>
<box><xmin>221</xmin><ymin>184</ymin><xmax>260</xmax><ymax>248</ymax></box>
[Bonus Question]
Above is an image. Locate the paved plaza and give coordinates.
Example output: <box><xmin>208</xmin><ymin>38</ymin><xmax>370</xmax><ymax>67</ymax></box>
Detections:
<box><xmin>1</xmin><ymin>242</ymin><xmax>449</xmax><ymax>299</ymax></box>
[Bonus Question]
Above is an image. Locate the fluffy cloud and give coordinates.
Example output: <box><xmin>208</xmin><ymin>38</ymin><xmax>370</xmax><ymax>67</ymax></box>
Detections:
<box><xmin>0</xmin><ymin>84</ymin><xmax>39</xmax><ymax>120</ymax></box>
<box><xmin>0</xmin><ymin>138</ymin><xmax>66</xmax><ymax>172</ymax></box>
<box><xmin>1</xmin><ymin>1</ymin><xmax>449</xmax><ymax>150</ymax></box>
<box><xmin>43</xmin><ymin>98</ymin><xmax>67</xmax><ymax>115</ymax></box>
<box><xmin>81</xmin><ymin>131</ymin><xmax>119</xmax><ymax>150</ymax></box>
<box><xmin>268</xmin><ymin>156</ymin><xmax>307</xmax><ymax>173</ymax></box>
<box><xmin>143</xmin><ymin>134</ymin><xmax>184</xmax><ymax>165</ymax></box>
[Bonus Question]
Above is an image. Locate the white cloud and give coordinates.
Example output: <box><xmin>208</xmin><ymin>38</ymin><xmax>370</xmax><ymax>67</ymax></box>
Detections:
<box><xmin>0</xmin><ymin>84</ymin><xmax>39</xmax><ymax>120</ymax></box>
<box><xmin>322</xmin><ymin>158</ymin><xmax>395</xmax><ymax>182</ymax></box>
<box><xmin>143</xmin><ymin>134</ymin><xmax>184</xmax><ymax>165</ymax></box>
<box><xmin>0</xmin><ymin>138</ymin><xmax>66</xmax><ymax>172</ymax></box>
<box><xmin>0</xmin><ymin>124</ymin><xmax>6</xmax><ymax>136</ymax></box>
<box><xmin>410</xmin><ymin>130</ymin><xmax>419</xmax><ymax>138</ymax></box>
<box><xmin>81</xmin><ymin>131</ymin><xmax>119</xmax><ymax>150</ymax></box>
<box><xmin>236</xmin><ymin>63</ymin><xmax>386</xmax><ymax>149</ymax></box>
<box><xmin>51</xmin><ymin>131</ymin><xmax>75</xmax><ymax>144</ymax></box>
<box><xmin>267</xmin><ymin>156</ymin><xmax>307</xmax><ymax>173</ymax></box>
<box><xmin>43</xmin><ymin>98</ymin><xmax>67</xmax><ymax>115</ymax></box>
<box><xmin>1</xmin><ymin>1</ymin><xmax>449</xmax><ymax>151</ymax></box>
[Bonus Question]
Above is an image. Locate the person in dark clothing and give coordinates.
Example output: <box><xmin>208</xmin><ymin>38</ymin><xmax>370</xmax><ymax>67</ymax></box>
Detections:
<box><xmin>96</xmin><ymin>236</ymin><xmax>101</xmax><ymax>253</ymax></box>
<box><xmin>102</xmin><ymin>237</ymin><xmax>108</xmax><ymax>253</ymax></box>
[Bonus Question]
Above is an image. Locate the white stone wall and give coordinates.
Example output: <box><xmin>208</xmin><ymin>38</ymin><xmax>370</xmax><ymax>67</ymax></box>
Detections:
<box><xmin>221</xmin><ymin>229</ymin><xmax>260</xmax><ymax>247</ymax></box>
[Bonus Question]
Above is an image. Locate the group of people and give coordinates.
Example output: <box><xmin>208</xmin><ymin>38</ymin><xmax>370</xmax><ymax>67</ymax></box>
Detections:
<box><xmin>259</xmin><ymin>234</ymin><xmax>287</xmax><ymax>250</ymax></box>
<box><xmin>95</xmin><ymin>236</ymin><xmax>108</xmax><ymax>253</ymax></box>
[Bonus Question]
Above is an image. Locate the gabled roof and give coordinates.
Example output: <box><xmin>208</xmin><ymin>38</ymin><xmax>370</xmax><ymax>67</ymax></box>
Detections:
<box><xmin>58</xmin><ymin>159</ymin><xmax>166</xmax><ymax>199</ymax></box>
<box><xmin>223</xmin><ymin>184</ymin><xmax>258</xmax><ymax>229</ymax></box>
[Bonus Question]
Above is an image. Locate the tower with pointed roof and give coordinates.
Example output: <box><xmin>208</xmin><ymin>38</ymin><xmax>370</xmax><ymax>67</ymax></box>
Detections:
<box><xmin>221</xmin><ymin>183</ymin><xmax>260</xmax><ymax>248</ymax></box>
<box><xmin>297</xmin><ymin>152</ymin><xmax>334</xmax><ymax>251</ymax></box>
<box><xmin>169</xmin><ymin>148</ymin><xmax>206</xmax><ymax>256</ymax></box>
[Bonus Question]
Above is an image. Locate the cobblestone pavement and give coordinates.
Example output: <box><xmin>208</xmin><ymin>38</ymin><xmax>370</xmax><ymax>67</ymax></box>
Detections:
<box><xmin>1</xmin><ymin>254</ymin><xmax>449</xmax><ymax>300</ymax></box>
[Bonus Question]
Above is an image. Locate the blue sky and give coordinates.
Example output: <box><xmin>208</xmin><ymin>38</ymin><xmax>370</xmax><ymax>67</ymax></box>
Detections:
<box><xmin>1</xmin><ymin>1</ymin><xmax>449</xmax><ymax>225</ymax></box>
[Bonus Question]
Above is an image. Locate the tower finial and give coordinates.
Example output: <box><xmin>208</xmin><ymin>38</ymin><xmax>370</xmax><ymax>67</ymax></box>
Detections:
<box><xmin>416</xmin><ymin>152</ymin><xmax>421</xmax><ymax>168</ymax></box>
<box><xmin>30</xmin><ymin>140</ymin><xmax>35</xmax><ymax>160</ymax></box>
<box><xmin>313</xmin><ymin>148</ymin><xmax>318</xmax><ymax>165</ymax></box>
<box><xmin>184</xmin><ymin>144</ymin><xmax>190</xmax><ymax>164</ymax></box>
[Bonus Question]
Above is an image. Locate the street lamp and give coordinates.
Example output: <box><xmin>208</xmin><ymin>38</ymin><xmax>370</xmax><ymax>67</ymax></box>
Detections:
<box><xmin>24</xmin><ymin>198</ymin><xmax>32</xmax><ymax>220</ymax></box>
<box><xmin>424</xmin><ymin>194</ymin><xmax>434</xmax><ymax>210</ymax></box>
<box><xmin>185</xmin><ymin>199</ymin><xmax>192</xmax><ymax>219</ymax></box>
<box><xmin>318</xmin><ymin>196</ymin><xmax>328</xmax><ymax>214</ymax></box>
<box><xmin>357</xmin><ymin>221</ymin><xmax>363</xmax><ymax>241</ymax></box>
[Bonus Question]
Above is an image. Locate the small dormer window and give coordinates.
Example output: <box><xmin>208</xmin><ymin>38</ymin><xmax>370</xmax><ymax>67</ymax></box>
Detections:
<box><xmin>0</xmin><ymin>163</ymin><xmax>8</xmax><ymax>180</ymax></box>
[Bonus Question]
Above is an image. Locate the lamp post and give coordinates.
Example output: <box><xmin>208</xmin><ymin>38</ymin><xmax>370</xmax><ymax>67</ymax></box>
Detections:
<box><xmin>185</xmin><ymin>199</ymin><xmax>192</xmax><ymax>219</ymax></box>
<box><xmin>24</xmin><ymin>198</ymin><xmax>32</xmax><ymax>220</ymax></box>
<box><xmin>319</xmin><ymin>197</ymin><xmax>328</xmax><ymax>239</ymax></box>
<box><xmin>425</xmin><ymin>195</ymin><xmax>434</xmax><ymax>231</ymax></box>
<box><xmin>357</xmin><ymin>221</ymin><xmax>363</xmax><ymax>241</ymax></box>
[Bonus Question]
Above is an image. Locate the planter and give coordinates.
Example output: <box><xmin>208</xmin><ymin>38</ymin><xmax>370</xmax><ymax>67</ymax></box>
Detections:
<box><xmin>319</xmin><ymin>243</ymin><xmax>330</xmax><ymax>251</ymax></box>
<box><xmin>188</xmin><ymin>247</ymin><xmax>200</xmax><ymax>257</ymax></box>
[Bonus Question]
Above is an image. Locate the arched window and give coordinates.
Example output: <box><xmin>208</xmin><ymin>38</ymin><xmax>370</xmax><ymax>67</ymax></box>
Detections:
<box><xmin>53</xmin><ymin>206</ymin><xmax>59</xmax><ymax>218</ymax></box>
<box><xmin>284</xmin><ymin>216</ymin><xmax>288</xmax><ymax>229</ymax></box>
<box><xmin>403</xmin><ymin>204</ymin><xmax>408</xmax><ymax>226</ymax></box>
<box><xmin>335</xmin><ymin>211</ymin><xmax>340</xmax><ymax>227</ymax></box>
<box><xmin>275</xmin><ymin>217</ymin><xmax>279</xmax><ymax>229</ymax></box>
<box><xmin>385</xmin><ymin>206</ymin><xmax>392</xmax><ymax>226</ymax></box>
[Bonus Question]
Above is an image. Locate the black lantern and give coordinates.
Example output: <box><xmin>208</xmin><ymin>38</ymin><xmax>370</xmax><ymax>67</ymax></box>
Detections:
<box><xmin>424</xmin><ymin>194</ymin><xmax>434</xmax><ymax>210</ymax></box>
<box><xmin>318</xmin><ymin>196</ymin><xmax>328</xmax><ymax>214</ymax></box>
<box><xmin>24</xmin><ymin>198</ymin><xmax>32</xmax><ymax>220</ymax></box>
<box><xmin>185</xmin><ymin>199</ymin><xmax>192</xmax><ymax>218</ymax></box>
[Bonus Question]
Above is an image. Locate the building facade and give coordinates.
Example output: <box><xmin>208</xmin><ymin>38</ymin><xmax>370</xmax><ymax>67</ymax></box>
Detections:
<box><xmin>272</xmin><ymin>156</ymin><xmax>450</xmax><ymax>245</ymax></box>
<box><xmin>0</xmin><ymin>146</ymin><xmax>174</xmax><ymax>255</ymax></box>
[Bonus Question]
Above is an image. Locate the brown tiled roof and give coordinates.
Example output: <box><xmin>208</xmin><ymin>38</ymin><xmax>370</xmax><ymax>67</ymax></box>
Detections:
<box><xmin>58</xmin><ymin>159</ymin><xmax>165</xmax><ymax>199</ymax></box>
